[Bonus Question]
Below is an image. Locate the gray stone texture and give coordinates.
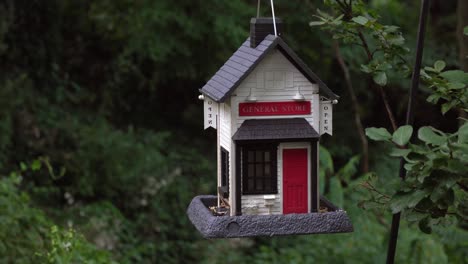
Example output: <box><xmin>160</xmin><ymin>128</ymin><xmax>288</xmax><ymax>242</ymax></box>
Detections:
<box><xmin>187</xmin><ymin>195</ymin><xmax>353</xmax><ymax>238</ymax></box>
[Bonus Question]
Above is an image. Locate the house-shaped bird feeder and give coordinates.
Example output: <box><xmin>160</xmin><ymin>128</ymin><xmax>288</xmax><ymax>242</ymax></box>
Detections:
<box><xmin>187</xmin><ymin>17</ymin><xmax>353</xmax><ymax>238</ymax></box>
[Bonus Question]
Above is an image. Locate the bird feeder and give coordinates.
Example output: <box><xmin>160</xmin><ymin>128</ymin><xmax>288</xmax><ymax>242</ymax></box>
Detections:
<box><xmin>187</xmin><ymin>10</ymin><xmax>353</xmax><ymax>238</ymax></box>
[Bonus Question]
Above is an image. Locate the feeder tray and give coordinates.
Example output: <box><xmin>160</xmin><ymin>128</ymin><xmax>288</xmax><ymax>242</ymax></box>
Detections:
<box><xmin>187</xmin><ymin>195</ymin><xmax>353</xmax><ymax>238</ymax></box>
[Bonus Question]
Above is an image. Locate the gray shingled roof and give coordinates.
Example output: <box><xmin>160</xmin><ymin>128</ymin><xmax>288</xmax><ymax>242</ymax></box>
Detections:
<box><xmin>200</xmin><ymin>35</ymin><xmax>338</xmax><ymax>102</ymax></box>
<box><xmin>232</xmin><ymin>118</ymin><xmax>319</xmax><ymax>141</ymax></box>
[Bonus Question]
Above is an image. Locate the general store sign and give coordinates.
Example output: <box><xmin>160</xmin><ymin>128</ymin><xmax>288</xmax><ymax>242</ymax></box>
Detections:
<box><xmin>239</xmin><ymin>101</ymin><xmax>311</xmax><ymax>116</ymax></box>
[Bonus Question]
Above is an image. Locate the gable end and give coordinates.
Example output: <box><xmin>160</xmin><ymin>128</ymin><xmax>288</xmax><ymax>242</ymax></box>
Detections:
<box><xmin>200</xmin><ymin>35</ymin><xmax>338</xmax><ymax>103</ymax></box>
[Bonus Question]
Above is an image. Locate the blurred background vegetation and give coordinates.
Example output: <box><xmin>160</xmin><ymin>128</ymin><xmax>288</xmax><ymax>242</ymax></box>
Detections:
<box><xmin>0</xmin><ymin>0</ymin><xmax>466</xmax><ymax>263</ymax></box>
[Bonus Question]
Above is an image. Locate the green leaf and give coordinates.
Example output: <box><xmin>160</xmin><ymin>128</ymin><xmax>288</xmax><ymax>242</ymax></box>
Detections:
<box><xmin>458</xmin><ymin>122</ymin><xmax>468</xmax><ymax>143</ymax></box>
<box><xmin>440</xmin><ymin>70</ymin><xmax>468</xmax><ymax>84</ymax></box>
<box><xmin>328</xmin><ymin>177</ymin><xmax>344</xmax><ymax>208</ymax></box>
<box><xmin>430</xmin><ymin>185</ymin><xmax>447</xmax><ymax>202</ymax></box>
<box><xmin>390</xmin><ymin>190</ymin><xmax>428</xmax><ymax>214</ymax></box>
<box><xmin>408</xmin><ymin>143</ymin><xmax>429</xmax><ymax>154</ymax></box>
<box><xmin>316</xmin><ymin>9</ymin><xmax>332</xmax><ymax>19</ymax></box>
<box><xmin>433</xmin><ymin>60</ymin><xmax>446</xmax><ymax>72</ymax></box>
<box><xmin>389</xmin><ymin>148</ymin><xmax>411</xmax><ymax>157</ymax></box>
<box><xmin>319</xmin><ymin>146</ymin><xmax>334</xmax><ymax>174</ymax></box>
<box><xmin>31</xmin><ymin>160</ymin><xmax>42</xmax><ymax>171</ymax></box>
<box><xmin>408</xmin><ymin>190</ymin><xmax>429</xmax><ymax>208</ymax></box>
<box><xmin>332</xmin><ymin>14</ymin><xmax>344</xmax><ymax>24</ymax></box>
<box><xmin>365</xmin><ymin>127</ymin><xmax>392</xmax><ymax>141</ymax></box>
<box><xmin>319</xmin><ymin>167</ymin><xmax>325</xmax><ymax>194</ymax></box>
<box><xmin>419</xmin><ymin>217</ymin><xmax>432</xmax><ymax>234</ymax></box>
<box><xmin>424</xmin><ymin>66</ymin><xmax>437</xmax><ymax>73</ymax></box>
<box><xmin>373</xmin><ymin>71</ymin><xmax>387</xmax><ymax>86</ymax></box>
<box><xmin>309</xmin><ymin>21</ymin><xmax>325</xmax><ymax>26</ymax></box>
<box><xmin>352</xmin><ymin>16</ymin><xmax>369</xmax><ymax>26</ymax></box>
<box><xmin>445</xmin><ymin>160</ymin><xmax>467</xmax><ymax>174</ymax></box>
<box><xmin>360</xmin><ymin>64</ymin><xmax>372</xmax><ymax>73</ymax></box>
<box><xmin>392</xmin><ymin>125</ymin><xmax>413</xmax><ymax>146</ymax></box>
<box><xmin>390</xmin><ymin>192</ymin><xmax>410</xmax><ymax>214</ymax></box>
<box><xmin>464</xmin><ymin>26</ymin><xmax>468</xmax><ymax>35</ymax></box>
<box><xmin>387</xmin><ymin>35</ymin><xmax>405</xmax><ymax>46</ymax></box>
<box><xmin>418</xmin><ymin>127</ymin><xmax>446</xmax><ymax>145</ymax></box>
<box><xmin>405</xmin><ymin>211</ymin><xmax>427</xmax><ymax>222</ymax></box>
<box><xmin>447</xmin><ymin>82</ymin><xmax>465</xmax><ymax>89</ymax></box>
<box><xmin>441</xmin><ymin>100</ymin><xmax>458</xmax><ymax>114</ymax></box>
<box><xmin>426</xmin><ymin>94</ymin><xmax>441</xmax><ymax>104</ymax></box>
<box><xmin>20</xmin><ymin>162</ymin><xmax>28</xmax><ymax>171</ymax></box>
<box><xmin>384</xmin><ymin>25</ymin><xmax>399</xmax><ymax>33</ymax></box>
<box><xmin>336</xmin><ymin>155</ymin><xmax>360</xmax><ymax>183</ymax></box>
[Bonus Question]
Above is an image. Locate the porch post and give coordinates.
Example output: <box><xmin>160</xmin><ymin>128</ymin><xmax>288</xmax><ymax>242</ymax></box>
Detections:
<box><xmin>235</xmin><ymin>144</ymin><xmax>242</xmax><ymax>215</ymax></box>
<box><xmin>310</xmin><ymin>140</ymin><xmax>319</xmax><ymax>212</ymax></box>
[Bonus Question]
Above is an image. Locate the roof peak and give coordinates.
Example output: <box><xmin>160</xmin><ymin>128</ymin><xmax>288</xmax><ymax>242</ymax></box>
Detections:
<box><xmin>200</xmin><ymin>36</ymin><xmax>338</xmax><ymax>102</ymax></box>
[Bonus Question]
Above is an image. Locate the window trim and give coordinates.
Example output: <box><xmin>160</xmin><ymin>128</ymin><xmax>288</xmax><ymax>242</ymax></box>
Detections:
<box><xmin>241</xmin><ymin>144</ymin><xmax>278</xmax><ymax>195</ymax></box>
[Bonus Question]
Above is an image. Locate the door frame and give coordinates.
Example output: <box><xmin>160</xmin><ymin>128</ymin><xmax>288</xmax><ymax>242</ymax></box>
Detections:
<box><xmin>279</xmin><ymin>142</ymin><xmax>311</xmax><ymax>214</ymax></box>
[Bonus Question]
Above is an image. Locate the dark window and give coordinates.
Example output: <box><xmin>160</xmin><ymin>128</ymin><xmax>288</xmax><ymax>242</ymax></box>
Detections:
<box><xmin>242</xmin><ymin>145</ymin><xmax>277</xmax><ymax>194</ymax></box>
<box><xmin>221</xmin><ymin>148</ymin><xmax>229</xmax><ymax>192</ymax></box>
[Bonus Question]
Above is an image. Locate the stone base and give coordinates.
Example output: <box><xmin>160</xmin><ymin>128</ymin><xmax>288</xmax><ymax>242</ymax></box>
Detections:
<box><xmin>187</xmin><ymin>195</ymin><xmax>353</xmax><ymax>238</ymax></box>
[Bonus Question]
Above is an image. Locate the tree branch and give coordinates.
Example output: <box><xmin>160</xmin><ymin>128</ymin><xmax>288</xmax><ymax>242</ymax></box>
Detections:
<box><xmin>357</xmin><ymin>30</ymin><xmax>398</xmax><ymax>131</ymax></box>
<box><xmin>377</xmin><ymin>84</ymin><xmax>398</xmax><ymax>131</ymax></box>
<box><xmin>334</xmin><ymin>42</ymin><xmax>370</xmax><ymax>172</ymax></box>
<box><xmin>358</xmin><ymin>30</ymin><xmax>373</xmax><ymax>61</ymax></box>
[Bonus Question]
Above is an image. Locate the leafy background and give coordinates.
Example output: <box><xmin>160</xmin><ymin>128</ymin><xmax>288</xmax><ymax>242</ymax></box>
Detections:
<box><xmin>0</xmin><ymin>0</ymin><xmax>467</xmax><ymax>263</ymax></box>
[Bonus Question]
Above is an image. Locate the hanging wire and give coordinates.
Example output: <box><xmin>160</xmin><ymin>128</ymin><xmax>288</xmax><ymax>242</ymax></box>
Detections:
<box><xmin>386</xmin><ymin>0</ymin><xmax>431</xmax><ymax>263</ymax></box>
<box><xmin>257</xmin><ymin>0</ymin><xmax>261</xmax><ymax>17</ymax></box>
<box><xmin>255</xmin><ymin>0</ymin><xmax>278</xmax><ymax>36</ymax></box>
<box><xmin>270</xmin><ymin>0</ymin><xmax>278</xmax><ymax>36</ymax></box>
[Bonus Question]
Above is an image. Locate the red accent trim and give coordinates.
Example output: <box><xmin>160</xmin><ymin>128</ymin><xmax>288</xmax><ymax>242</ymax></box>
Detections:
<box><xmin>283</xmin><ymin>148</ymin><xmax>308</xmax><ymax>214</ymax></box>
<box><xmin>239</xmin><ymin>101</ymin><xmax>311</xmax><ymax>116</ymax></box>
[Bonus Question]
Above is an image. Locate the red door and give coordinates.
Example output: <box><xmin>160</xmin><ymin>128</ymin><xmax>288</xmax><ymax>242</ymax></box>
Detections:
<box><xmin>283</xmin><ymin>148</ymin><xmax>308</xmax><ymax>214</ymax></box>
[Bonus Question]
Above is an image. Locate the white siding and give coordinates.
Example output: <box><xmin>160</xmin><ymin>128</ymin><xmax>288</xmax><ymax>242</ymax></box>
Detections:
<box><xmin>230</xmin><ymin>49</ymin><xmax>320</xmax><ymax>132</ymax></box>
<box><xmin>219</xmin><ymin>103</ymin><xmax>231</xmax><ymax>152</ymax></box>
<box><xmin>219</xmin><ymin>103</ymin><xmax>233</xmax><ymax>213</ymax></box>
<box><xmin>227</xmin><ymin>49</ymin><xmax>321</xmax><ymax>215</ymax></box>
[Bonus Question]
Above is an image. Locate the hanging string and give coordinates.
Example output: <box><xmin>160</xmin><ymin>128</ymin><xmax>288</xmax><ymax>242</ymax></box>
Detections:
<box><xmin>257</xmin><ymin>0</ymin><xmax>261</xmax><ymax>17</ymax></box>
<box><xmin>256</xmin><ymin>0</ymin><xmax>278</xmax><ymax>36</ymax></box>
<box><xmin>270</xmin><ymin>0</ymin><xmax>277</xmax><ymax>36</ymax></box>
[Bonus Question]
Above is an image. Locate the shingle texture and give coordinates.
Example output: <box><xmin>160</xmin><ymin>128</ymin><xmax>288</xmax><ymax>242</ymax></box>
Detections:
<box><xmin>187</xmin><ymin>195</ymin><xmax>354</xmax><ymax>238</ymax></box>
<box><xmin>232</xmin><ymin>118</ymin><xmax>319</xmax><ymax>141</ymax></box>
<box><xmin>200</xmin><ymin>35</ymin><xmax>338</xmax><ymax>102</ymax></box>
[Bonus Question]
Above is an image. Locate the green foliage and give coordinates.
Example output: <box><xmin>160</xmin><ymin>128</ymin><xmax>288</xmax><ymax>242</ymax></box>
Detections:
<box><xmin>329</xmin><ymin>176</ymin><xmax>344</xmax><ymax>208</ymax></box>
<box><xmin>408</xmin><ymin>237</ymin><xmax>448</xmax><ymax>264</ymax></box>
<box><xmin>392</xmin><ymin>125</ymin><xmax>413</xmax><ymax>146</ymax></box>
<box><xmin>0</xmin><ymin>173</ymin><xmax>113</xmax><ymax>263</ymax></box>
<box><xmin>37</xmin><ymin>226</ymin><xmax>115</xmax><ymax>264</ymax></box>
<box><xmin>365</xmin><ymin>124</ymin><xmax>468</xmax><ymax>233</ymax></box>
<box><xmin>314</xmin><ymin>0</ymin><xmax>468</xmax><ymax>237</ymax></box>
<box><xmin>311</xmin><ymin>0</ymin><xmax>410</xmax><ymax>87</ymax></box>
<box><xmin>365</xmin><ymin>127</ymin><xmax>392</xmax><ymax>141</ymax></box>
<box><xmin>0</xmin><ymin>174</ymin><xmax>49</xmax><ymax>263</ymax></box>
<box><xmin>1</xmin><ymin>0</ymin><xmax>466</xmax><ymax>262</ymax></box>
<box><xmin>422</xmin><ymin>61</ymin><xmax>468</xmax><ymax>114</ymax></box>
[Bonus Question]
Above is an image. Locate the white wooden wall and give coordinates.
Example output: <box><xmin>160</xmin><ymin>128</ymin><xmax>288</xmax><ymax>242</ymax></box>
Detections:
<box><xmin>231</xmin><ymin>49</ymin><xmax>320</xmax><ymax>132</ymax></box>
<box><xmin>219</xmin><ymin>103</ymin><xmax>232</xmax><ymax>152</ymax></box>
<box><xmin>226</xmin><ymin>49</ymin><xmax>320</xmax><ymax>215</ymax></box>
<box><xmin>218</xmin><ymin>102</ymin><xmax>232</xmax><ymax>210</ymax></box>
